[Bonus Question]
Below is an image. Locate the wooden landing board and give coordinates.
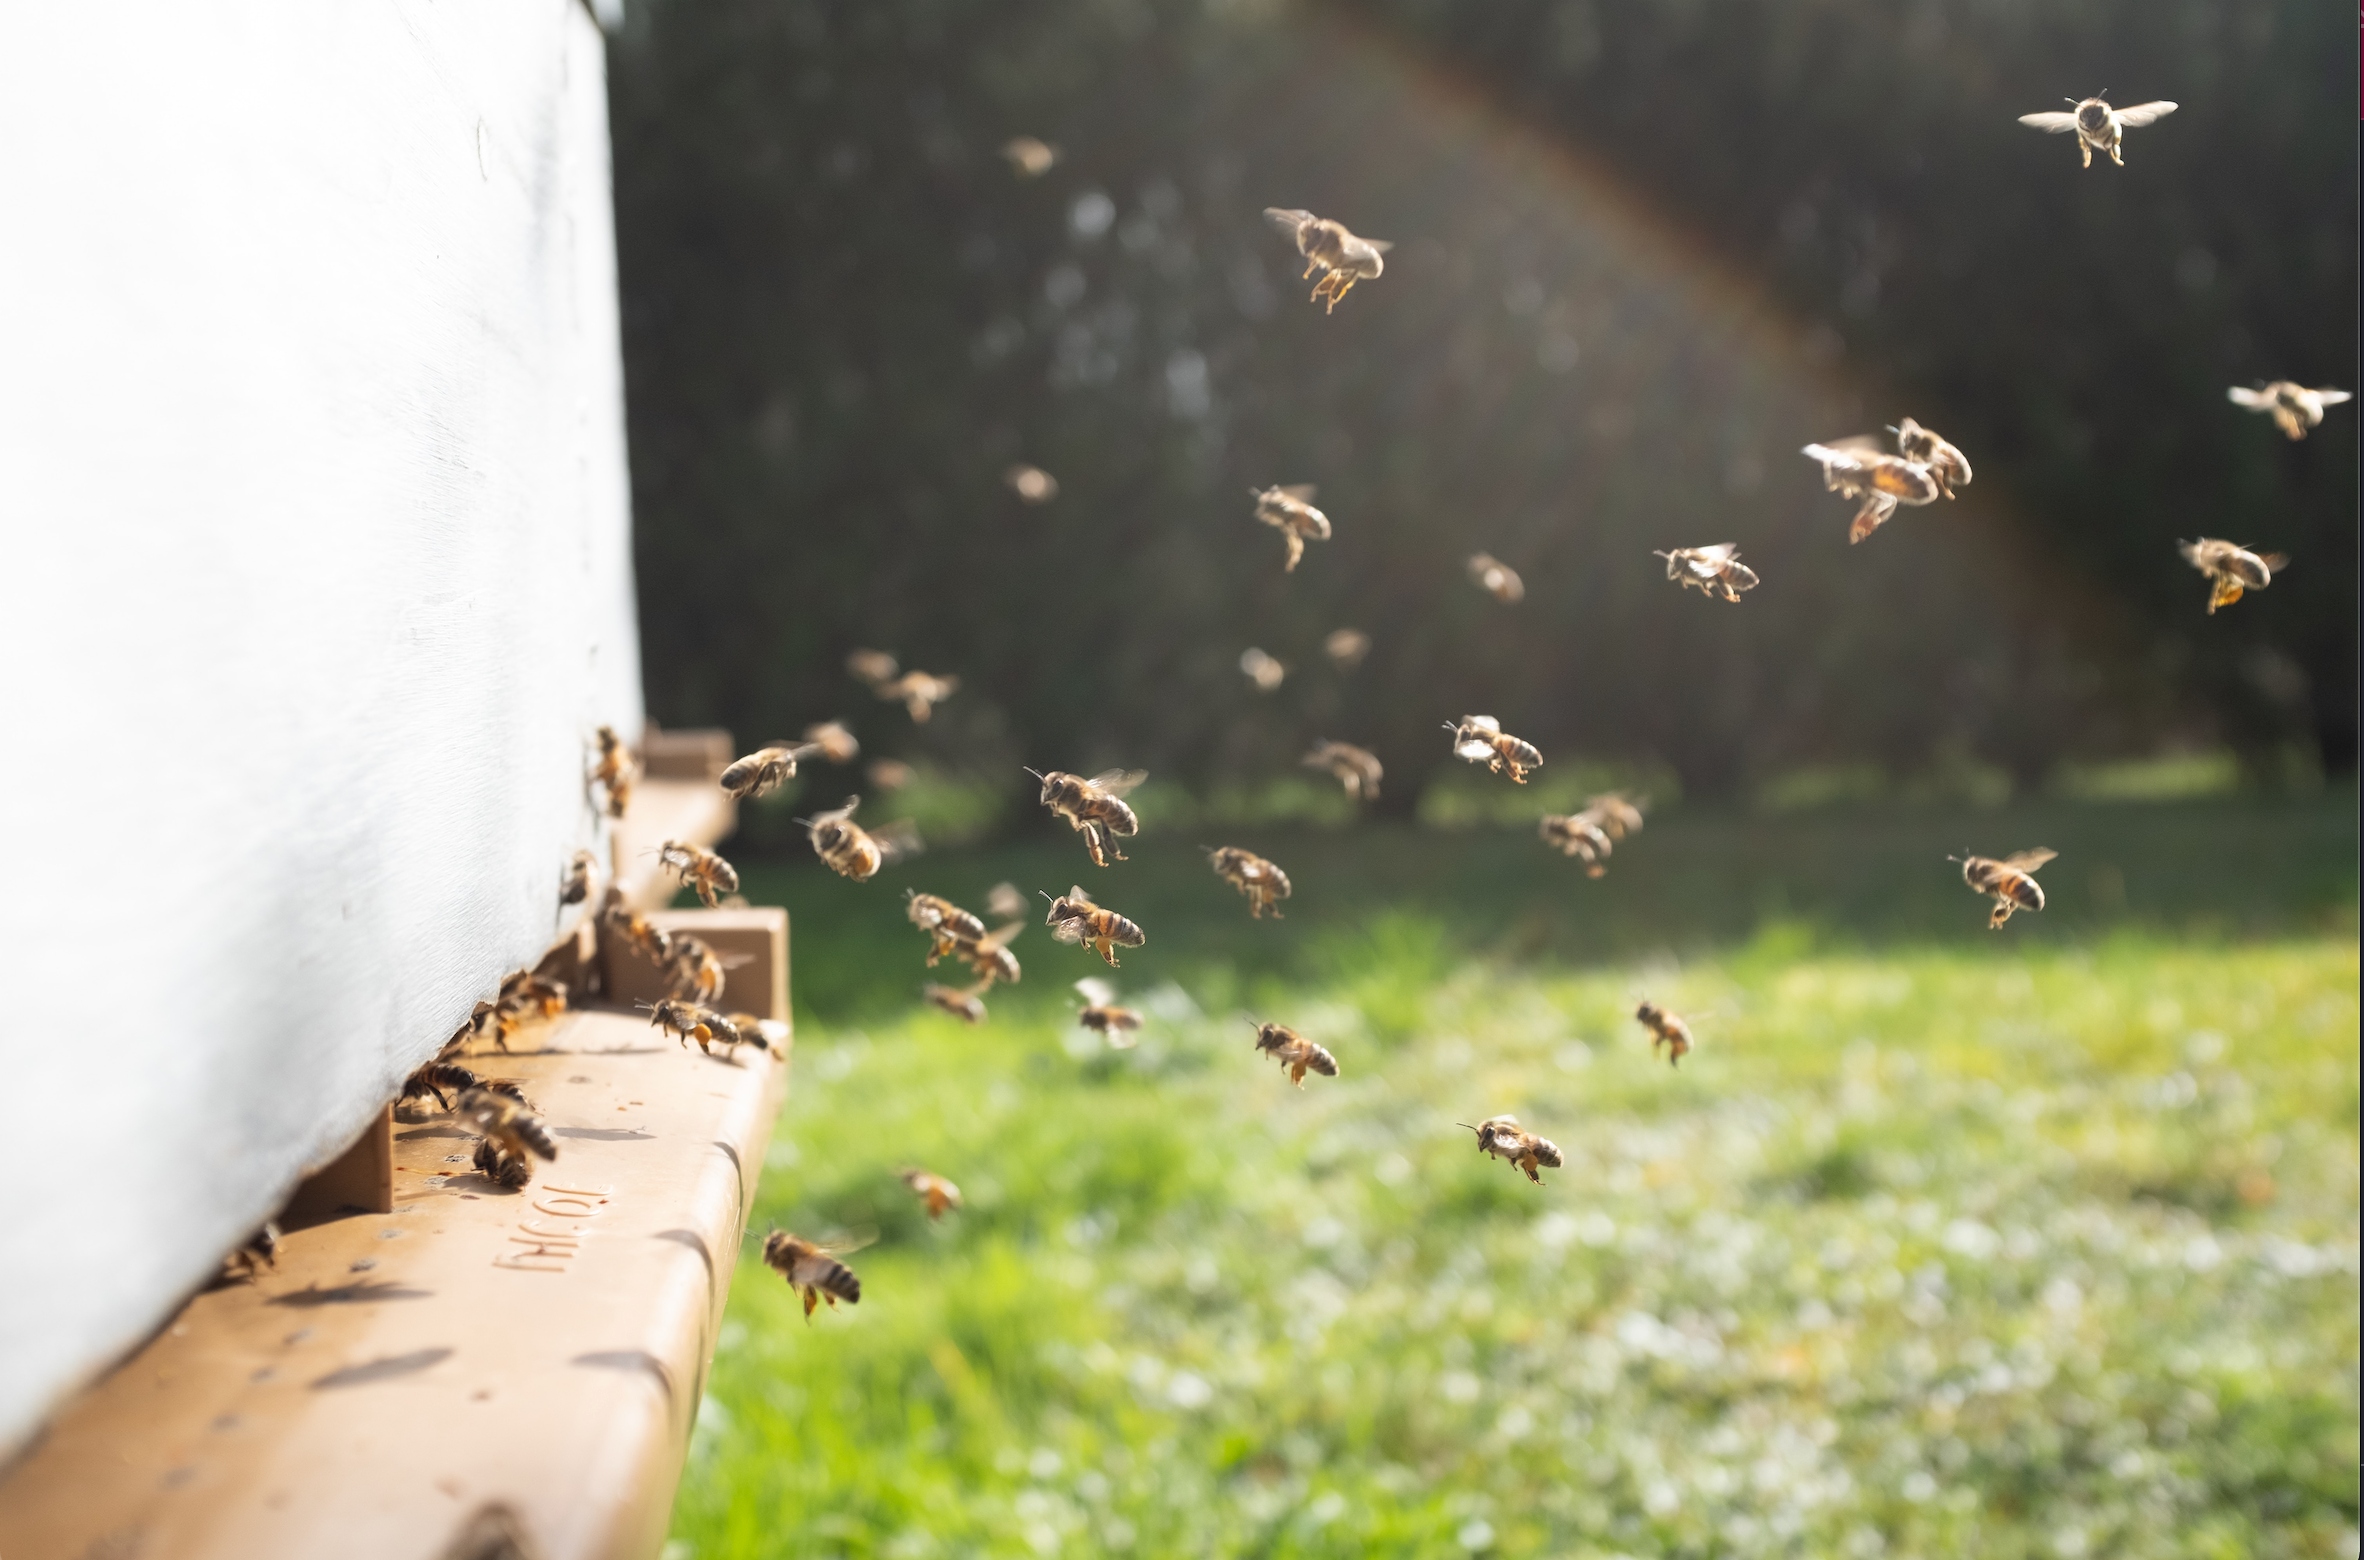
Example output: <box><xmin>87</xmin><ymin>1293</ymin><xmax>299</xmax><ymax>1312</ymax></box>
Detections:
<box><xmin>0</xmin><ymin>908</ymin><xmax>788</xmax><ymax>1560</ymax></box>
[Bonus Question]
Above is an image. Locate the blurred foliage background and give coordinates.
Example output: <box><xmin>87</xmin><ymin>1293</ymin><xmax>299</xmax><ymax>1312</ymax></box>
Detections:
<box><xmin>607</xmin><ymin>0</ymin><xmax>2354</xmax><ymax>832</ymax></box>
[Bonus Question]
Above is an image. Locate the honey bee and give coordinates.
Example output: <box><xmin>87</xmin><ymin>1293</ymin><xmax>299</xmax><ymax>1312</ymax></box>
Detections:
<box><xmin>1251</xmin><ymin>483</ymin><xmax>1331</xmax><ymax>572</ymax></box>
<box><xmin>1006</xmin><ymin>463</ymin><xmax>1061</xmax><ymax>503</ymax></box>
<box><xmin>2017</xmin><ymin>94</ymin><xmax>2178</xmax><ymax>168</ymax></box>
<box><xmin>641</xmin><ymin>997</ymin><xmax>743</xmax><ymax>1055</ymax></box>
<box><xmin>900</xmin><ymin>1169</ymin><xmax>963</xmax><ymax>1219</ymax></box>
<box><xmin>1653</xmin><ymin>544</ymin><xmax>1760</xmax><ymax>603</ymax></box>
<box><xmin>943</xmin><ymin>919</ymin><xmax>1024</xmax><ymax>987</ymax></box>
<box><xmin>1889</xmin><ymin>418</ymin><xmax>1973</xmax><ymax>499</ymax></box>
<box><xmin>1446</xmin><ymin>715</ymin><xmax>1543</xmax><ymax>783</ymax></box>
<box><xmin>846</xmin><ymin>648</ymin><xmax>901</xmax><ymax>688</ymax></box>
<box><xmin>1043</xmin><ymin>885</ymin><xmax>1145</xmax><ymax>967</ymax></box>
<box><xmin>1459</xmin><ymin>1116</ymin><xmax>1564</xmax><ymax>1186</ymax></box>
<box><xmin>474</xmin><ymin>1137</ymin><xmax>533</xmax><ymax>1189</ymax></box>
<box><xmin>560</xmin><ymin>849</ymin><xmax>597</xmax><ymax>906</ymax></box>
<box><xmin>801</xmin><ymin>721</ymin><xmax>861</xmax><ymax>765</ymax></box>
<box><xmin>2178</xmin><ymin>538</ymin><xmax>2290</xmax><ymax>614</ymax></box>
<box><xmin>665</xmin><ymin>932</ymin><xmax>743</xmax><ymax>1006</ymax></box>
<box><xmin>1585</xmin><ymin>793</ymin><xmax>1647</xmax><ymax>840</ymax></box>
<box><xmin>1324</xmin><ymin>628</ymin><xmax>1371</xmax><ymax>668</ymax></box>
<box><xmin>1467</xmin><ymin>552</ymin><xmax>1525</xmax><ymax>602</ymax></box>
<box><xmin>1800</xmin><ymin>438</ymin><xmax>1941</xmax><ymax>543</ymax></box>
<box><xmin>1001</xmin><ymin>136</ymin><xmax>1058</xmax><ymax>178</ymax></box>
<box><xmin>464</xmin><ymin>998</ymin><xmax>516</xmax><ymax>1054</ymax></box>
<box><xmin>1263</xmin><ymin>207</ymin><xmax>1391</xmax><ymax>313</ymax></box>
<box><xmin>401</xmin><ymin>1060</ymin><xmax>484</xmax><ymax>1112</ymax></box>
<box><xmin>1207</xmin><ymin>846</ymin><xmax>1291</xmax><ymax>919</ymax></box>
<box><xmin>590</xmin><ymin>725</ymin><xmax>637</xmax><ymax>819</ymax></box>
<box><xmin>222</xmin><ymin>1220</ymin><xmax>281</xmax><ymax>1280</ymax></box>
<box><xmin>906</xmin><ymin>892</ymin><xmax>988</xmax><ymax>963</ymax></box>
<box><xmin>799</xmin><ymin>796</ymin><xmax>920</xmax><ymax>881</ymax></box>
<box><xmin>498</xmin><ymin>968</ymin><xmax>569</xmax><ymax>1021</ymax></box>
<box><xmin>761</xmin><ymin>1230</ymin><xmax>863</xmax><ymax>1319</ymax></box>
<box><xmin>721</xmin><ymin>740</ymin><xmax>821</xmax><ymax>800</ymax></box>
<box><xmin>2228</xmin><ymin>382</ymin><xmax>2352</xmax><ymax>442</ymax></box>
<box><xmin>1634</xmin><ymin>1001</ymin><xmax>1693</xmax><ymax>1067</ymax></box>
<box><xmin>985</xmin><ymin>881</ymin><xmax>1028</xmax><ymax>922</ymax></box>
<box><xmin>1250</xmin><ymin>1021</ymin><xmax>1338</xmax><ymax>1087</ymax></box>
<box><xmin>1239</xmin><ymin>648</ymin><xmax>1286</xmax><ymax>692</ymax></box>
<box><xmin>1302</xmin><ymin>739</ymin><xmax>1383</xmax><ymax>801</ymax></box>
<box><xmin>868</xmin><ymin>758</ymin><xmax>914</xmax><ymax>791</ymax></box>
<box><xmin>601</xmin><ymin>895</ymin><xmax>675</xmax><ymax>965</ymax></box>
<box><xmin>922</xmin><ymin>978</ymin><xmax>991</xmax><ymax>1024</ymax></box>
<box><xmin>657</xmin><ymin>839</ymin><xmax>741</xmax><ymax>908</ymax></box>
<box><xmin>456</xmin><ymin>1085</ymin><xmax>559</xmax><ymax>1171</ymax></box>
<box><xmin>1074</xmin><ymin>977</ymin><xmax>1143</xmax><ymax>1047</ymax></box>
<box><xmin>1950</xmin><ymin>848</ymin><xmax>2056</xmax><ymax>929</ymax></box>
<box><xmin>881</xmin><ymin>670</ymin><xmax>959</xmax><ymax>723</ymax></box>
<box><xmin>1539</xmin><ymin>810</ymin><xmax>1614</xmax><ymax>876</ymax></box>
<box><xmin>1031</xmin><ymin>768</ymin><xmax>1146</xmax><ymax>867</ymax></box>
<box><xmin>722</xmin><ymin>1013</ymin><xmax>786</xmax><ymax>1055</ymax></box>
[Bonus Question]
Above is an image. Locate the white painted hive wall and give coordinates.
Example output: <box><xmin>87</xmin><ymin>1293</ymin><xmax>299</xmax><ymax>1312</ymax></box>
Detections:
<box><xmin>0</xmin><ymin>0</ymin><xmax>644</xmax><ymax>1454</ymax></box>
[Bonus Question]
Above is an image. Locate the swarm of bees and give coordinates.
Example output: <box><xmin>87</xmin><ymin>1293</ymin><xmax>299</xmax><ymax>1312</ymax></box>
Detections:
<box><xmin>2227</xmin><ymin>382</ymin><xmax>2351</xmax><ymax>441</ymax></box>
<box><xmin>2017</xmin><ymin>94</ymin><xmax>2177</xmax><ymax>168</ymax></box>
<box><xmin>1446</xmin><ymin>715</ymin><xmax>1543</xmax><ymax>784</ymax></box>
<box><xmin>1634</xmin><ymin>1002</ymin><xmax>1693</xmax><ymax>1067</ymax></box>
<box><xmin>1654</xmin><ymin>544</ymin><xmax>1759</xmax><ymax>603</ymax></box>
<box><xmin>1032</xmin><ymin>767</ymin><xmax>1144</xmax><ymax>867</ymax></box>
<box><xmin>1951</xmin><ymin>848</ymin><xmax>2056</xmax><ymax>929</ymax></box>
<box><xmin>1303</xmin><ymin>739</ymin><xmax>1382</xmax><ymax>800</ymax></box>
<box><xmin>1207</xmin><ymin>845</ymin><xmax>1291</xmax><ymax>918</ymax></box>
<box><xmin>1467</xmin><ymin>552</ymin><xmax>1525</xmax><ymax>603</ymax></box>
<box><xmin>1251</xmin><ymin>1021</ymin><xmax>1338</xmax><ymax>1087</ymax></box>
<box><xmin>1264</xmin><ymin>207</ymin><xmax>1390</xmax><ymax>313</ymax></box>
<box><xmin>1460</xmin><ymin>1117</ymin><xmax>1563</xmax><ymax>1186</ymax></box>
<box><xmin>1251</xmin><ymin>483</ymin><xmax>1331</xmax><ymax>572</ymax></box>
<box><xmin>1074</xmin><ymin>977</ymin><xmax>1143</xmax><ymax>1047</ymax></box>
<box><xmin>1044</xmin><ymin>885</ymin><xmax>1145</xmax><ymax>967</ymax></box>
<box><xmin>2179</xmin><ymin>539</ymin><xmax>2289</xmax><ymax>614</ymax></box>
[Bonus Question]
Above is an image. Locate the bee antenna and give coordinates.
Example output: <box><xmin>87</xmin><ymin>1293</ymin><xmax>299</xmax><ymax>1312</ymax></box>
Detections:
<box><xmin>1023</xmin><ymin>767</ymin><xmax>1045</xmax><ymax>781</ymax></box>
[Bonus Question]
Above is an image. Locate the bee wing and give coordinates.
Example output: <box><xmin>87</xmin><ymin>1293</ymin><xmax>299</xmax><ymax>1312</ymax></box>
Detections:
<box><xmin>1263</xmin><ymin>206</ymin><xmax>1315</xmax><ymax>233</ymax></box>
<box><xmin>1690</xmin><ymin>542</ymin><xmax>1739</xmax><ymax>564</ymax></box>
<box><xmin>1454</xmin><ymin>740</ymin><xmax>1497</xmax><ymax>763</ymax></box>
<box><xmin>1074</xmin><ymin>976</ymin><xmax>1116</xmax><ymax>1006</ymax></box>
<box><xmin>1365</xmin><ymin>237</ymin><xmax>1393</xmax><ymax>253</ymax></box>
<box><xmin>1085</xmin><ymin>769</ymin><xmax>1148</xmax><ymax>797</ymax></box>
<box><xmin>2112</xmin><ymin>100</ymin><xmax>2176</xmax><ymax>126</ymax></box>
<box><xmin>1065</xmin><ymin>884</ymin><xmax>1097</xmax><ymax>904</ymax></box>
<box><xmin>1277</xmin><ymin>484</ymin><xmax>1318</xmax><ymax>502</ymax></box>
<box><xmin>2257</xmin><ymin>552</ymin><xmax>2289</xmax><ymax>573</ymax></box>
<box><xmin>813</xmin><ymin>1227</ymin><xmax>879</xmax><ymax>1258</ymax></box>
<box><xmin>2000</xmin><ymin>848</ymin><xmax>2057</xmax><ymax>873</ymax></box>
<box><xmin>2226</xmin><ymin>385</ymin><xmax>2271</xmax><ymax>409</ymax></box>
<box><xmin>2314</xmin><ymin>389</ymin><xmax>2352</xmax><ymax>405</ymax></box>
<box><xmin>977</xmin><ymin>920</ymin><xmax>1025</xmax><ymax>951</ymax></box>
<box><xmin>875</xmin><ymin>818</ymin><xmax>925</xmax><ymax>862</ymax></box>
<box><xmin>2017</xmin><ymin>111</ymin><xmax>2080</xmax><ymax>132</ymax></box>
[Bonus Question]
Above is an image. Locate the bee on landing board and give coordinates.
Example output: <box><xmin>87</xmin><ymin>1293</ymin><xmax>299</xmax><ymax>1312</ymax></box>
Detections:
<box><xmin>590</xmin><ymin>725</ymin><xmax>637</xmax><ymax>819</ymax></box>
<box><xmin>401</xmin><ymin>1060</ymin><xmax>484</xmax><ymax>1112</ymax></box>
<box><xmin>1075</xmin><ymin>977</ymin><xmax>1144</xmax><ymax>1048</ymax></box>
<box><xmin>1251</xmin><ymin>1021</ymin><xmax>1338</xmax><ymax>1087</ymax></box>
<box><xmin>1251</xmin><ymin>484</ymin><xmax>1332</xmax><ymax>572</ymax></box>
<box><xmin>906</xmin><ymin>892</ymin><xmax>988</xmax><ymax>964</ymax></box>
<box><xmin>1263</xmin><ymin>207</ymin><xmax>1391</xmax><ymax>313</ymax></box>
<box><xmin>1951</xmin><ymin>849</ymin><xmax>2056</xmax><ymax>929</ymax></box>
<box><xmin>1654</xmin><ymin>544</ymin><xmax>1760</xmax><ymax>603</ymax></box>
<box><xmin>922</xmin><ymin>978</ymin><xmax>992</xmax><ymax>1024</ymax></box>
<box><xmin>497</xmin><ymin>968</ymin><xmax>568</xmax><ymax>1023</ymax></box>
<box><xmin>1447</xmin><ymin>715</ymin><xmax>1543</xmax><ymax>784</ymax></box>
<box><xmin>1303</xmin><ymin>739</ymin><xmax>1383</xmax><ymax>801</ymax></box>
<box><xmin>762</xmin><ymin>1231</ymin><xmax>863</xmax><ymax>1320</ymax></box>
<box><xmin>1467</xmin><ymin>552</ymin><xmax>1526</xmax><ymax>603</ymax></box>
<box><xmin>1635</xmin><ymin>1002</ymin><xmax>1693</xmax><ymax>1067</ymax></box>
<box><xmin>560</xmin><ymin>849</ymin><xmax>597</xmax><ymax>907</ymax></box>
<box><xmin>2017</xmin><ymin>94</ymin><xmax>2178</xmax><ymax>167</ymax></box>
<box><xmin>463</xmin><ymin>998</ymin><xmax>516</xmax><ymax>1054</ymax></box>
<box><xmin>1801</xmin><ymin>438</ymin><xmax>1940</xmax><ymax>542</ymax></box>
<box><xmin>801</xmin><ymin>721</ymin><xmax>861</xmax><ymax>765</ymax></box>
<box><xmin>1324</xmin><ymin>628</ymin><xmax>1371</xmax><ymax>669</ymax></box>
<box><xmin>2179</xmin><ymin>539</ymin><xmax>2289</xmax><ymax>614</ymax></box>
<box><xmin>901</xmin><ymin>1169</ymin><xmax>963</xmax><ymax>1219</ymax></box>
<box><xmin>656</xmin><ymin>839</ymin><xmax>741</xmax><ymax>908</ymax></box>
<box><xmin>720</xmin><ymin>740</ymin><xmax>822</xmax><ymax>800</ymax></box>
<box><xmin>456</xmin><ymin>1086</ymin><xmax>558</xmax><ymax>1187</ymax></box>
<box><xmin>223</xmin><ymin>1220</ymin><xmax>281</xmax><ymax>1280</ymax></box>
<box><xmin>799</xmin><ymin>796</ymin><xmax>921</xmax><ymax>881</ymax></box>
<box><xmin>1889</xmin><ymin>418</ymin><xmax>1973</xmax><ymax>499</ymax></box>
<box><xmin>1043</xmin><ymin>886</ymin><xmax>1145</xmax><ymax>968</ymax></box>
<box><xmin>1539</xmin><ymin>810</ymin><xmax>1614</xmax><ymax>876</ymax></box>
<box><xmin>1459</xmin><ymin>1116</ymin><xmax>1564</xmax><ymax>1186</ymax></box>
<box><xmin>1207</xmin><ymin>846</ymin><xmax>1291</xmax><ymax>918</ymax></box>
<box><xmin>2228</xmin><ymin>382</ymin><xmax>2352</xmax><ymax>441</ymax></box>
<box><xmin>1031</xmin><ymin>768</ymin><xmax>1146</xmax><ymax>867</ymax></box>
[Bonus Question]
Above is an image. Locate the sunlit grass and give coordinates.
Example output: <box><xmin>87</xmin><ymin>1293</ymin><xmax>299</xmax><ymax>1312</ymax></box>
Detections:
<box><xmin>670</xmin><ymin>802</ymin><xmax>2358</xmax><ymax>1559</ymax></box>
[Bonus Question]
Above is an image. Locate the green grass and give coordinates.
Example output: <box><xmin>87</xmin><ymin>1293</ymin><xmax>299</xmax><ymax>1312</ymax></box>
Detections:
<box><xmin>668</xmin><ymin>796</ymin><xmax>2359</xmax><ymax>1559</ymax></box>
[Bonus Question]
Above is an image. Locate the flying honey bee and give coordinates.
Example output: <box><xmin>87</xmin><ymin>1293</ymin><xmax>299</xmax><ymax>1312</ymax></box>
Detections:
<box><xmin>906</xmin><ymin>892</ymin><xmax>988</xmax><ymax>963</ymax></box>
<box><xmin>846</xmin><ymin>648</ymin><xmax>901</xmax><ymax>688</ymax></box>
<box><xmin>2178</xmin><ymin>538</ymin><xmax>2290</xmax><ymax>614</ymax></box>
<box><xmin>762</xmin><ymin>1230</ymin><xmax>863</xmax><ymax>1319</ymax></box>
<box><xmin>1251</xmin><ymin>483</ymin><xmax>1331</xmax><ymax>572</ymax></box>
<box><xmin>1459</xmin><ymin>1116</ymin><xmax>1564</xmax><ymax>1186</ymax></box>
<box><xmin>1950</xmin><ymin>848</ymin><xmax>2056</xmax><ymax>929</ymax></box>
<box><xmin>922</xmin><ymin>978</ymin><xmax>991</xmax><ymax>1024</ymax></box>
<box><xmin>1043</xmin><ymin>885</ymin><xmax>1145</xmax><ymax>967</ymax></box>
<box><xmin>901</xmin><ymin>1169</ymin><xmax>964</xmax><ymax>1220</ymax></box>
<box><xmin>2228</xmin><ymin>382</ymin><xmax>2352</xmax><ymax>441</ymax></box>
<box><xmin>1889</xmin><ymin>418</ymin><xmax>1973</xmax><ymax>499</ymax></box>
<box><xmin>1447</xmin><ymin>715</ymin><xmax>1543</xmax><ymax>783</ymax></box>
<box><xmin>720</xmin><ymin>740</ymin><xmax>821</xmax><ymax>800</ymax></box>
<box><xmin>1302</xmin><ymin>739</ymin><xmax>1383</xmax><ymax>801</ymax></box>
<box><xmin>1634</xmin><ymin>1001</ymin><xmax>1693</xmax><ymax>1067</ymax></box>
<box><xmin>1250</xmin><ymin>1021</ymin><xmax>1338</xmax><ymax>1087</ymax></box>
<box><xmin>1001</xmin><ymin>136</ymin><xmax>1058</xmax><ymax>177</ymax></box>
<box><xmin>456</xmin><ymin>1085</ymin><xmax>559</xmax><ymax>1176</ymax></box>
<box><xmin>463</xmin><ymin>997</ymin><xmax>516</xmax><ymax>1054</ymax></box>
<box><xmin>560</xmin><ymin>849</ymin><xmax>597</xmax><ymax>906</ymax></box>
<box><xmin>1239</xmin><ymin>648</ymin><xmax>1287</xmax><ymax>692</ymax></box>
<box><xmin>1263</xmin><ymin>207</ymin><xmax>1391</xmax><ymax>313</ymax></box>
<box><xmin>944</xmin><ymin>919</ymin><xmax>1025</xmax><ymax>987</ymax></box>
<box><xmin>497</xmin><ymin>967</ymin><xmax>569</xmax><ymax>1022</ymax></box>
<box><xmin>2017</xmin><ymin>94</ymin><xmax>2178</xmax><ymax>167</ymax></box>
<box><xmin>881</xmin><ymin>670</ymin><xmax>960</xmax><ymax>724</ymax></box>
<box><xmin>868</xmin><ymin>758</ymin><xmax>914</xmax><ymax>791</ymax></box>
<box><xmin>1539</xmin><ymin>810</ymin><xmax>1614</xmax><ymax>877</ymax></box>
<box><xmin>1207</xmin><ymin>846</ymin><xmax>1291</xmax><ymax>919</ymax></box>
<box><xmin>657</xmin><ymin>839</ymin><xmax>741</xmax><ymax>908</ymax></box>
<box><xmin>602</xmin><ymin>895</ymin><xmax>675</xmax><ymax>966</ymax></box>
<box><xmin>1005</xmin><ymin>463</ymin><xmax>1061</xmax><ymax>502</ymax></box>
<box><xmin>1654</xmin><ymin>544</ymin><xmax>1760</xmax><ymax>603</ymax></box>
<box><xmin>641</xmin><ymin>998</ymin><xmax>743</xmax><ymax>1055</ymax></box>
<box><xmin>1800</xmin><ymin>438</ymin><xmax>1941</xmax><ymax>543</ymax></box>
<box><xmin>1467</xmin><ymin>552</ymin><xmax>1525</xmax><ymax>602</ymax></box>
<box><xmin>801</xmin><ymin>721</ymin><xmax>861</xmax><ymax>765</ymax></box>
<box><xmin>1324</xmin><ymin>628</ymin><xmax>1371</xmax><ymax>668</ymax></box>
<box><xmin>799</xmin><ymin>796</ymin><xmax>921</xmax><ymax>881</ymax></box>
<box><xmin>1074</xmin><ymin>977</ymin><xmax>1144</xmax><ymax>1047</ymax></box>
<box><xmin>667</xmin><ymin>932</ymin><xmax>748</xmax><ymax>1006</ymax></box>
<box><xmin>721</xmin><ymin>1013</ymin><xmax>786</xmax><ymax>1055</ymax></box>
<box><xmin>590</xmin><ymin>725</ymin><xmax>637</xmax><ymax>819</ymax></box>
<box><xmin>1585</xmin><ymin>793</ymin><xmax>1647</xmax><ymax>840</ymax></box>
<box><xmin>986</xmin><ymin>881</ymin><xmax>1028</xmax><ymax>922</ymax></box>
<box><xmin>1031</xmin><ymin>767</ymin><xmax>1145</xmax><ymax>867</ymax></box>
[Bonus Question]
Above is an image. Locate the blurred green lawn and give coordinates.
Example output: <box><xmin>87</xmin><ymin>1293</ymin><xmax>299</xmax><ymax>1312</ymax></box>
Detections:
<box><xmin>668</xmin><ymin>795</ymin><xmax>2359</xmax><ymax>1559</ymax></box>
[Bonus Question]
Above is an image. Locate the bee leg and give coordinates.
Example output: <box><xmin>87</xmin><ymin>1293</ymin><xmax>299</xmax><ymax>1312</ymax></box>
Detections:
<box><xmin>1302</xmin><ymin>257</ymin><xmax>1320</xmax><ymax>280</ymax></box>
<box><xmin>801</xmin><ymin>1286</ymin><xmax>819</xmax><ymax>1320</ymax></box>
